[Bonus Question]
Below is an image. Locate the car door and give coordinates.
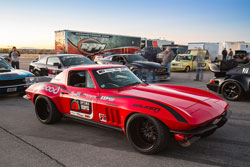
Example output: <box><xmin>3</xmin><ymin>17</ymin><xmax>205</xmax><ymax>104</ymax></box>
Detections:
<box><xmin>46</xmin><ymin>57</ymin><xmax>63</xmax><ymax>78</ymax></box>
<box><xmin>192</xmin><ymin>56</ymin><xmax>197</xmax><ymax>69</ymax></box>
<box><xmin>60</xmin><ymin>70</ymin><xmax>100</xmax><ymax>122</ymax></box>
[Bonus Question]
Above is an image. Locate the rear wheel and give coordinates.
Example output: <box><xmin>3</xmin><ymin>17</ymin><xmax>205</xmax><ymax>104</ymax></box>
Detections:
<box><xmin>221</xmin><ymin>81</ymin><xmax>242</xmax><ymax>101</ymax></box>
<box><xmin>35</xmin><ymin>95</ymin><xmax>62</xmax><ymax>124</ymax></box>
<box><xmin>126</xmin><ymin>113</ymin><xmax>169</xmax><ymax>154</ymax></box>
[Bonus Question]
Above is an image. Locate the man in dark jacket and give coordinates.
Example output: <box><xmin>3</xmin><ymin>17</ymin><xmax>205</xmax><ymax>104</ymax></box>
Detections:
<box><xmin>9</xmin><ymin>46</ymin><xmax>21</xmax><ymax>69</ymax></box>
<box><xmin>222</xmin><ymin>48</ymin><xmax>228</xmax><ymax>61</ymax></box>
<box><xmin>162</xmin><ymin>47</ymin><xmax>175</xmax><ymax>80</ymax></box>
<box><xmin>228</xmin><ymin>48</ymin><xmax>233</xmax><ymax>60</ymax></box>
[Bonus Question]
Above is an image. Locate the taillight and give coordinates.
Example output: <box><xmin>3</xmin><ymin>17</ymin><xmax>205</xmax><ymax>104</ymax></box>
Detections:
<box><xmin>210</xmin><ymin>80</ymin><xmax>215</xmax><ymax>84</ymax></box>
<box><xmin>244</xmin><ymin>56</ymin><xmax>247</xmax><ymax>59</ymax></box>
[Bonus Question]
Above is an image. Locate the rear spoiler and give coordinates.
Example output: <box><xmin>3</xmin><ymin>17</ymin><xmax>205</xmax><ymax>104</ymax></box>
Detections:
<box><xmin>208</xmin><ymin>63</ymin><xmax>226</xmax><ymax>78</ymax></box>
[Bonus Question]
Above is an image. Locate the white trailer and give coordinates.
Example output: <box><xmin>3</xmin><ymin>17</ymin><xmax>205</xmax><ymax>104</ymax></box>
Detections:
<box><xmin>219</xmin><ymin>41</ymin><xmax>250</xmax><ymax>57</ymax></box>
<box><xmin>188</xmin><ymin>42</ymin><xmax>219</xmax><ymax>61</ymax></box>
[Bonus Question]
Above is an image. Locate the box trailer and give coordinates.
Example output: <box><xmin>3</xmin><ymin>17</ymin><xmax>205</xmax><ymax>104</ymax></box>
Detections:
<box><xmin>188</xmin><ymin>42</ymin><xmax>219</xmax><ymax>61</ymax></box>
<box><xmin>55</xmin><ymin>30</ymin><xmax>141</xmax><ymax>57</ymax></box>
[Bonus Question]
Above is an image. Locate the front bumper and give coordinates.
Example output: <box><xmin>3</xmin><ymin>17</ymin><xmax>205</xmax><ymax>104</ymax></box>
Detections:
<box><xmin>170</xmin><ymin>109</ymin><xmax>232</xmax><ymax>136</ymax></box>
<box><xmin>0</xmin><ymin>84</ymin><xmax>28</xmax><ymax>94</ymax></box>
<box><xmin>207</xmin><ymin>83</ymin><xmax>219</xmax><ymax>92</ymax></box>
<box><xmin>171</xmin><ymin>66</ymin><xmax>185</xmax><ymax>71</ymax></box>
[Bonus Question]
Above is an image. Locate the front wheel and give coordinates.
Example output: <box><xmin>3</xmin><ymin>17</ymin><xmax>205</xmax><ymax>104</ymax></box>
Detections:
<box><xmin>34</xmin><ymin>70</ymin><xmax>40</xmax><ymax>76</ymax></box>
<box><xmin>126</xmin><ymin>113</ymin><xmax>169</xmax><ymax>154</ymax></box>
<box><xmin>221</xmin><ymin>81</ymin><xmax>242</xmax><ymax>101</ymax></box>
<box><xmin>35</xmin><ymin>95</ymin><xmax>62</xmax><ymax>124</ymax></box>
<box><xmin>185</xmin><ymin>66</ymin><xmax>190</xmax><ymax>72</ymax></box>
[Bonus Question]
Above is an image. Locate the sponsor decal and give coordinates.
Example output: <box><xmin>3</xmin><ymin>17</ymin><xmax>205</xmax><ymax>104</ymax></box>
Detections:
<box><xmin>70</xmin><ymin>99</ymin><xmax>93</xmax><ymax>119</ymax></box>
<box><xmin>100</xmin><ymin>96</ymin><xmax>114</xmax><ymax>101</ymax></box>
<box><xmin>37</xmin><ymin>85</ymin><xmax>60</xmax><ymax>94</ymax></box>
<box><xmin>78</xmin><ymin>39</ymin><xmax>106</xmax><ymax>55</ymax></box>
<box><xmin>97</xmin><ymin>68</ymin><xmax>128</xmax><ymax>75</ymax></box>
<box><xmin>132</xmin><ymin>104</ymin><xmax>160</xmax><ymax>113</ymax></box>
<box><xmin>99</xmin><ymin>113</ymin><xmax>107</xmax><ymax>122</ymax></box>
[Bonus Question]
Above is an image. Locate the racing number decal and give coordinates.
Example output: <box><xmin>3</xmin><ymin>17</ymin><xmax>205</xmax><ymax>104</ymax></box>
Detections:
<box><xmin>70</xmin><ymin>99</ymin><xmax>93</xmax><ymax>119</ymax></box>
<box><xmin>242</xmin><ymin>68</ymin><xmax>249</xmax><ymax>74</ymax></box>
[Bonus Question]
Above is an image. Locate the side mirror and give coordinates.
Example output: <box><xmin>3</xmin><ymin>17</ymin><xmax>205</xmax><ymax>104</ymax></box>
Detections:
<box><xmin>53</xmin><ymin>63</ymin><xmax>61</xmax><ymax>68</ymax></box>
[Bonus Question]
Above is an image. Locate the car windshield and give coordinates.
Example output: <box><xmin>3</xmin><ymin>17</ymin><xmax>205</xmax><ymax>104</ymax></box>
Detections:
<box><xmin>92</xmin><ymin>67</ymin><xmax>142</xmax><ymax>89</ymax></box>
<box><xmin>175</xmin><ymin>55</ymin><xmax>192</xmax><ymax>61</ymax></box>
<box><xmin>60</xmin><ymin>55</ymin><xmax>95</xmax><ymax>67</ymax></box>
<box><xmin>124</xmin><ymin>54</ymin><xmax>147</xmax><ymax>63</ymax></box>
<box><xmin>0</xmin><ymin>59</ymin><xmax>12</xmax><ymax>70</ymax></box>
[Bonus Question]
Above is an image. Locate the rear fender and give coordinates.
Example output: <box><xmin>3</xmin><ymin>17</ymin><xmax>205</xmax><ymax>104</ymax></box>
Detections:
<box><xmin>25</xmin><ymin>82</ymin><xmax>65</xmax><ymax>111</ymax></box>
<box><xmin>220</xmin><ymin>77</ymin><xmax>248</xmax><ymax>93</ymax></box>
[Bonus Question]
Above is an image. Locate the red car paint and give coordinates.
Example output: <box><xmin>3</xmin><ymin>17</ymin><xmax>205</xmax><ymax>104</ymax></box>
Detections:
<box><xmin>25</xmin><ymin>65</ymin><xmax>230</xmax><ymax>139</ymax></box>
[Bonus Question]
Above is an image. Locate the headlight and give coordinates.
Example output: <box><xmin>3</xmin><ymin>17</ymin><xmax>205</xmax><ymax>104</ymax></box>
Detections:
<box><xmin>25</xmin><ymin>77</ymin><xmax>39</xmax><ymax>84</ymax></box>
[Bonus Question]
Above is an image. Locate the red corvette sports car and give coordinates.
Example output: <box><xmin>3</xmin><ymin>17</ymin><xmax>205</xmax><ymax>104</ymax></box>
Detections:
<box><xmin>24</xmin><ymin>64</ymin><xmax>231</xmax><ymax>154</ymax></box>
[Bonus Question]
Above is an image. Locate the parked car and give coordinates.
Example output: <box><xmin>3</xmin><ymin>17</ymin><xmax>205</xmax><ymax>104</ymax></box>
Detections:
<box><xmin>0</xmin><ymin>57</ymin><xmax>34</xmax><ymax>95</ymax></box>
<box><xmin>171</xmin><ymin>54</ymin><xmax>211</xmax><ymax>72</ymax></box>
<box><xmin>93</xmin><ymin>52</ymin><xmax>119</xmax><ymax>63</ymax></box>
<box><xmin>233</xmin><ymin>50</ymin><xmax>250</xmax><ymax>64</ymax></box>
<box><xmin>0</xmin><ymin>54</ymin><xmax>10</xmax><ymax>63</ymax></box>
<box><xmin>24</xmin><ymin>64</ymin><xmax>231</xmax><ymax>154</ymax></box>
<box><xmin>156</xmin><ymin>47</ymin><xmax>187</xmax><ymax>63</ymax></box>
<box><xmin>98</xmin><ymin>54</ymin><xmax>168</xmax><ymax>81</ymax></box>
<box><xmin>135</xmin><ymin>46</ymin><xmax>162</xmax><ymax>62</ymax></box>
<box><xmin>207</xmin><ymin>62</ymin><xmax>250</xmax><ymax>101</ymax></box>
<box><xmin>29</xmin><ymin>54</ymin><xmax>95</xmax><ymax>77</ymax></box>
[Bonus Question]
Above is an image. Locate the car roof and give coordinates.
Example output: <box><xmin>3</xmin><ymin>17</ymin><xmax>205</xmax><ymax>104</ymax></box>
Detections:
<box><xmin>67</xmin><ymin>64</ymin><xmax>126</xmax><ymax>71</ymax></box>
<box><xmin>41</xmin><ymin>54</ymin><xmax>85</xmax><ymax>59</ymax></box>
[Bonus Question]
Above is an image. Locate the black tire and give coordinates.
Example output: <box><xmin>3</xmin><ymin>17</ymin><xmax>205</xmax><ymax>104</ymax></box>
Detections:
<box><xmin>185</xmin><ymin>66</ymin><xmax>190</xmax><ymax>72</ymax></box>
<box><xmin>35</xmin><ymin>95</ymin><xmax>62</xmax><ymax>124</ymax></box>
<box><xmin>132</xmin><ymin>69</ymin><xmax>143</xmax><ymax>80</ymax></box>
<box><xmin>221</xmin><ymin>81</ymin><xmax>242</xmax><ymax>101</ymax></box>
<box><xmin>34</xmin><ymin>70</ymin><xmax>40</xmax><ymax>76</ymax></box>
<box><xmin>126</xmin><ymin>113</ymin><xmax>169</xmax><ymax>154</ymax></box>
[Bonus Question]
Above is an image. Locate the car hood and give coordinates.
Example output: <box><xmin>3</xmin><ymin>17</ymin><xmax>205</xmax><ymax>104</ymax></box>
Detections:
<box><xmin>130</xmin><ymin>61</ymin><xmax>164</xmax><ymax>69</ymax></box>
<box><xmin>172</xmin><ymin>60</ymin><xmax>190</xmax><ymax>63</ymax></box>
<box><xmin>0</xmin><ymin>69</ymin><xmax>34</xmax><ymax>80</ymax></box>
<box><xmin>117</xmin><ymin>84</ymin><xmax>228</xmax><ymax>124</ymax></box>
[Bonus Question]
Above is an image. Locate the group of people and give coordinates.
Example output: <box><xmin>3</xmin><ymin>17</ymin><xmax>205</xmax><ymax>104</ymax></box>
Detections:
<box><xmin>222</xmin><ymin>48</ymin><xmax>233</xmax><ymax>61</ymax></box>
<box><xmin>8</xmin><ymin>46</ymin><xmax>21</xmax><ymax>69</ymax></box>
<box><xmin>161</xmin><ymin>47</ymin><xmax>205</xmax><ymax>81</ymax></box>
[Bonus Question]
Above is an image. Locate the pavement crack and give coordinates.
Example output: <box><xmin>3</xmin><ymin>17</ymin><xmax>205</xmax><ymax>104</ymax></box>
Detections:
<box><xmin>0</xmin><ymin>126</ymin><xmax>66</xmax><ymax>167</ymax></box>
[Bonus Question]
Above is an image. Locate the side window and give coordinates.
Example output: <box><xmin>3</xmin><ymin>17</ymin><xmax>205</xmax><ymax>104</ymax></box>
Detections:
<box><xmin>38</xmin><ymin>57</ymin><xmax>47</xmax><ymax>64</ymax></box>
<box><xmin>113</xmin><ymin>56</ymin><xmax>125</xmax><ymax>64</ymax></box>
<box><xmin>47</xmin><ymin>57</ymin><xmax>61</xmax><ymax>66</ymax></box>
<box><xmin>68</xmin><ymin>70</ymin><xmax>95</xmax><ymax>88</ymax></box>
<box><xmin>112</xmin><ymin>56</ymin><xmax>119</xmax><ymax>62</ymax></box>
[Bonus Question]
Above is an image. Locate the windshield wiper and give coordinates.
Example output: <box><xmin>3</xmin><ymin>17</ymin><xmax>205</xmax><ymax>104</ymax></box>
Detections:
<box><xmin>118</xmin><ymin>82</ymin><xmax>141</xmax><ymax>91</ymax></box>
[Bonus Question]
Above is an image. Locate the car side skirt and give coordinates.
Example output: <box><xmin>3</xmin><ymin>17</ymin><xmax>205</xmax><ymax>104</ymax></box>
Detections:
<box><xmin>64</xmin><ymin>114</ymin><xmax>124</xmax><ymax>132</ymax></box>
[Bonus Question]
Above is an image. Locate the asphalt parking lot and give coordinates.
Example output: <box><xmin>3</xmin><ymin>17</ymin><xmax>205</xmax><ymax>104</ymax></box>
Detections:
<box><xmin>1</xmin><ymin>58</ymin><xmax>250</xmax><ymax>167</ymax></box>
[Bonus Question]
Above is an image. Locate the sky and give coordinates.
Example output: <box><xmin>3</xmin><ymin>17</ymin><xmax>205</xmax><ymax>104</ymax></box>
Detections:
<box><xmin>0</xmin><ymin>0</ymin><xmax>250</xmax><ymax>49</ymax></box>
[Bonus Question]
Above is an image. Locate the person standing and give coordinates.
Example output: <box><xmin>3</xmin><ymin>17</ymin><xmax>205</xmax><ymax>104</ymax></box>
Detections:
<box><xmin>228</xmin><ymin>48</ymin><xmax>233</xmax><ymax>60</ymax></box>
<box><xmin>9</xmin><ymin>46</ymin><xmax>20</xmax><ymax>69</ymax></box>
<box><xmin>162</xmin><ymin>47</ymin><xmax>175</xmax><ymax>80</ymax></box>
<box><xmin>194</xmin><ymin>48</ymin><xmax>205</xmax><ymax>81</ymax></box>
<box><xmin>222</xmin><ymin>48</ymin><xmax>228</xmax><ymax>61</ymax></box>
